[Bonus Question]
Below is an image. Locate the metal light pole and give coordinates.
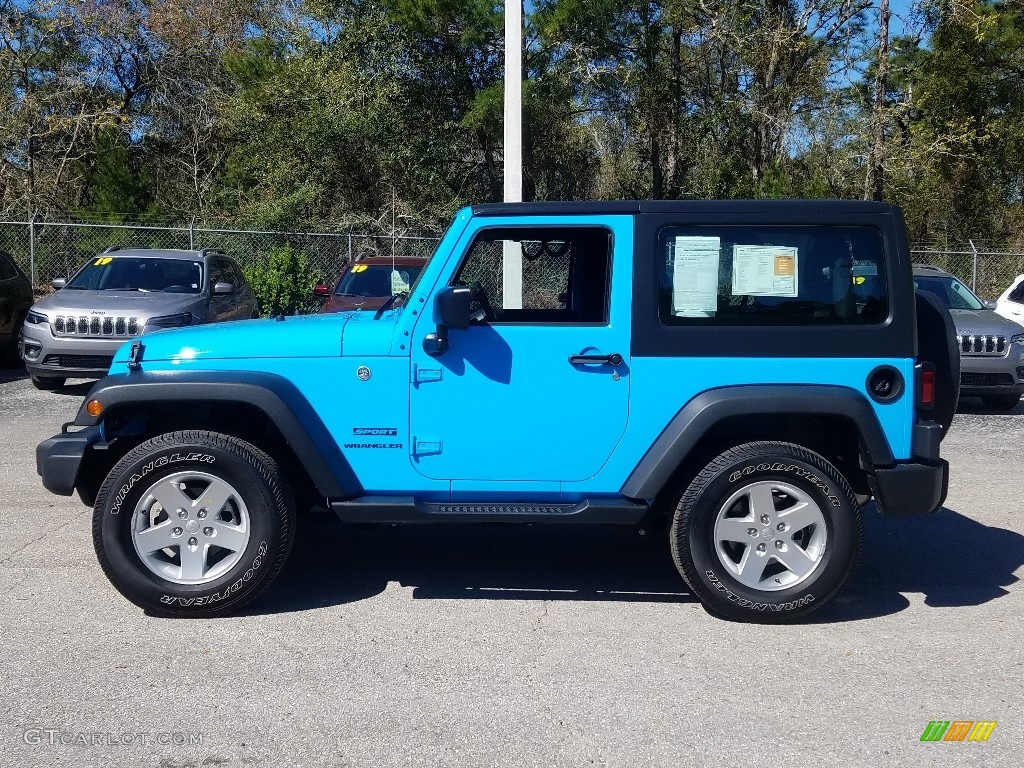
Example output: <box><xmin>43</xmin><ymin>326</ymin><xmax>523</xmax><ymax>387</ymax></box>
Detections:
<box><xmin>502</xmin><ymin>0</ymin><xmax>523</xmax><ymax>309</ymax></box>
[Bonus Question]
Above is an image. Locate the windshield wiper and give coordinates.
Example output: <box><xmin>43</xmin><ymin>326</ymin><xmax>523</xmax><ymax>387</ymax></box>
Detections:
<box><xmin>374</xmin><ymin>291</ymin><xmax>408</xmax><ymax>320</ymax></box>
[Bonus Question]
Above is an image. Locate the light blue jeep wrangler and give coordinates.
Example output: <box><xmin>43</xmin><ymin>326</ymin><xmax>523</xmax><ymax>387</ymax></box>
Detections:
<box><xmin>37</xmin><ymin>201</ymin><xmax>956</xmax><ymax>622</ymax></box>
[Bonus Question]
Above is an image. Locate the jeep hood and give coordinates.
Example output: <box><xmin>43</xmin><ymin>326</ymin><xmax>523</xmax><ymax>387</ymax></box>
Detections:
<box><xmin>948</xmin><ymin>308</ymin><xmax>1024</xmax><ymax>336</ymax></box>
<box><xmin>33</xmin><ymin>289</ymin><xmax>198</xmax><ymax>317</ymax></box>
<box><xmin>110</xmin><ymin>310</ymin><xmax>400</xmax><ymax>367</ymax></box>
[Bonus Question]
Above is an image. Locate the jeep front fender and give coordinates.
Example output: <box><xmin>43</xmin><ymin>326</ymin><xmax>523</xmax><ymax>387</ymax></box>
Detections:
<box><xmin>72</xmin><ymin>371</ymin><xmax>362</xmax><ymax>499</ymax></box>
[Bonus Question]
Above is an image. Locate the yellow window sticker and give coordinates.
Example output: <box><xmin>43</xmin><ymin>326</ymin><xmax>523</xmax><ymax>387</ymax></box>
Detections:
<box><xmin>853</xmin><ymin>276</ymin><xmax>866</xmax><ymax>285</ymax></box>
<box><xmin>351</xmin><ymin>264</ymin><xmax>368</xmax><ymax>273</ymax></box>
<box><xmin>94</xmin><ymin>256</ymin><xmax>113</xmax><ymax>266</ymax></box>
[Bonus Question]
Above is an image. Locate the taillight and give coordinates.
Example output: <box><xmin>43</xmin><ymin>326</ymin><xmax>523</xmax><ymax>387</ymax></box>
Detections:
<box><xmin>918</xmin><ymin>364</ymin><xmax>936</xmax><ymax>409</ymax></box>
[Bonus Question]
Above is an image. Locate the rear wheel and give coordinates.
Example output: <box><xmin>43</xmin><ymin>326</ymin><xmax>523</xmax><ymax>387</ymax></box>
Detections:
<box><xmin>670</xmin><ymin>441</ymin><xmax>861</xmax><ymax>623</ymax></box>
<box><xmin>982</xmin><ymin>393</ymin><xmax>1020</xmax><ymax>411</ymax></box>
<box><xmin>92</xmin><ymin>430</ymin><xmax>295</xmax><ymax>617</ymax></box>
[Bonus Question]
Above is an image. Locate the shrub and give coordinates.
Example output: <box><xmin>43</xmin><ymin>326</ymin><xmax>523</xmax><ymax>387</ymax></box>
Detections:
<box><xmin>244</xmin><ymin>243</ymin><xmax>317</xmax><ymax>316</ymax></box>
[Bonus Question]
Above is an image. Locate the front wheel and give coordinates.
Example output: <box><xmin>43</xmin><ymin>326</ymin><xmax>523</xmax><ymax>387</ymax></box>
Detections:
<box><xmin>92</xmin><ymin>430</ymin><xmax>295</xmax><ymax>617</ymax></box>
<box><xmin>981</xmin><ymin>394</ymin><xmax>1020</xmax><ymax>411</ymax></box>
<box><xmin>670</xmin><ymin>441</ymin><xmax>861</xmax><ymax>623</ymax></box>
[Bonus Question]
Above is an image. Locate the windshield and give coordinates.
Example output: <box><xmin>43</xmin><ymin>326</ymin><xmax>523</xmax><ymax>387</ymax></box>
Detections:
<box><xmin>66</xmin><ymin>256</ymin><xmax>204</xmax><ymax>293</ymax></box>
<box><xmin>336</xmin><ymin>264</ymin><xmax>422</xmax><ymax>297</ymax></box>
<box><xmin>914</xmin><ymin>276</ymin><xmax>984</xmax><ymax>310</ymax></box>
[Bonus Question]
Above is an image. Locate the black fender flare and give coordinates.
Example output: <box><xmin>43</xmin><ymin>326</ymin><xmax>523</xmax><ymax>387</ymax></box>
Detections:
<box><xmin>620</xmin><ymin>385</ymin><xmax>896</xmax><ymax>500</ymax></box>
<box><xmin>74</xmin><ymin>371</ymin><xmax>362</xmax><ymax>499</ymax></box>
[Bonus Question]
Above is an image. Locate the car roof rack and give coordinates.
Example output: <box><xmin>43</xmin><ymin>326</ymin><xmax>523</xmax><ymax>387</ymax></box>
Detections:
<box><xmin>915</xmin><ymin>264</ymin><xmax>946</xmax><ymax>272</ymax></box>
<box><xmin>101</xmin><ymin>245</ymin><xmax>125</xmax><ymax>254</ymax></box>
<box><xmin>197</xmin><ymin>248</ymin><xmax>229</xmax><ymax>258</ymax></box>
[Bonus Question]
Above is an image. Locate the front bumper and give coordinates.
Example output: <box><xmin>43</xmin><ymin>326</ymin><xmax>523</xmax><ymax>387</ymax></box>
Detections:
<box><xmin>36</xmin><ymin>425</ymin><xmax>102</xmax><ymax>496</ymax></box>
<box><xmin>958</xmin><ymin>349</ymin><xmax>1024</xmax><ymax>397</ymax></box>
<box><xmin>21</xmin><ymin>321</ymin><xmax>127</xmax><ymax>380</ymax></box>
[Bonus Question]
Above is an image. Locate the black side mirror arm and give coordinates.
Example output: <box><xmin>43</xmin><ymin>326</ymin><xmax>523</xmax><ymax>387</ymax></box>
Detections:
<box><xmin>423</xmin><ymin>325</ymin><xmax>450</xmax><ymax>357</ymax></box>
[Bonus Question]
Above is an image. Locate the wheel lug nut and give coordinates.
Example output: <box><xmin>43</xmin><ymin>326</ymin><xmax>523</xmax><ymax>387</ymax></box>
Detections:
<box><xmin>188</xmin><ymin>537</ymin><xmax>198</xmax><ymax>546</ymax></box>
<box><xmin>747</xmin><ymin>527</ymin><xmax>758</xmax><ymax>537</ymax></box>
<box><xmin>177</xmin><ymin>508</ymin><xmax>188</xmax><ymax>519</ymax></box>
<box><xmin>777</xmin><ymin>523</ymin><xmax>786</xmax><ymax>531</ymax></box>
<box><xmin>172</xmin><ymin>527</ymin><xmax>182</xmax><ymax>537</ymax></box>
<box><xmin>756</xmin><ymin>543</ymin><xmax>766</xmax><ymax>553</ymax></box>
<box><xmin>198</xmin><ymin>509</ymin><xmax>208</xmax><ymax>519</ymax></box>
<box><xmin>775</xmin><ymin>540</ymin><xmax>784</xmax><ymax>550</ymax></box>
<box><xmin>203</xmin><ymin>527</ymin><xmax>214</xmax><ymax>536</ymax></box>
<box><xmin>760</xmin><ymin>515</ymin><xmax>770</xmax><ymax>524</ymax></box>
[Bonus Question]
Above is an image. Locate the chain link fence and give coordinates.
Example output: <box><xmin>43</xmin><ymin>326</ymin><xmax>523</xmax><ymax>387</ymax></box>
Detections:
<box><xmin>909</xmin><ymin>246</ymin><xmax>1024</xmax><ymax>299</ymax></box>
<box><xmin>0</xmin><ymin>218</ymin><xmax>442</xmax><ymax>299</ymax></box>
<box><xmin>2</xmin><ymin>218</ymin><xmax>1023</xmax><ymax>303</ymax></box>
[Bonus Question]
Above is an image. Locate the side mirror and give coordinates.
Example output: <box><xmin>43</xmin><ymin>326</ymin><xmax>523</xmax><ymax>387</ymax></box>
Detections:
<box><xmin>51</xmin><ymin>278</ymin><xmax>67</xmax><ymax>290</ymax></box>
<box><xmin>435</xmin><ymin>285</ymin><xmax>471</xmax><ymax>330</ymax></box>
<box><xmin>213</xmin><ymin>282</ymin><xmax>235</xmax><ymax>295</ymax></box>
<box><xmin>423</xmin><ymin>286</ymin><xmax>472</xmax><ymax>357</ymax></box>
<box><xmin>983</xmin><ymin>299</ymin><xmax>998</xmax><ymax>310</ymax></box>
<box><xmin>313</xmin><ymin>283</ymin><xmax>331</xmax><ymax>298</ymax></box>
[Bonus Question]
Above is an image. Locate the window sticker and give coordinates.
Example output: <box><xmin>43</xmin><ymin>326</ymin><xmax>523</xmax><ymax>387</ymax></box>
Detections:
<box><xmin>94</xmin><ymin>257</ymin><xmax>113</xmax><ymax>266</ymax></box>
<box><xmin>672</xmin><ymin>236</ymin><xmax>721</xmax><ymax>317</ymax></box>
<box><xmin>351</xmin><ymin>264</ymin><xmax>368</xmax><ymax>273</ymax></box>
<box><xmin>390</xmin><ymin>269</ymin><xmax>410</xmax><ymax>294</ymax></box>
<box><xmin>732</xmin><ymin>245</ymin><xmax>799</xmax><ymax>297</ymax></box>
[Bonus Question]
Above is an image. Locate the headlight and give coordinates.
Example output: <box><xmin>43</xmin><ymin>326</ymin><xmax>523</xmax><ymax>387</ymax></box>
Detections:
<box><xmin>25</xmin><ymin>310</ymin><xmax>48</xmax><ymax>325</ymax></box>
<box><xmin>144</xmin><ymin>313</ymin><xmax>194</xmax><ymax>330</ymax></box>
<box><xmin>1011</xmin><ymin>333</ymin><xmax>1024</xmax><ymax>345</ymax></box>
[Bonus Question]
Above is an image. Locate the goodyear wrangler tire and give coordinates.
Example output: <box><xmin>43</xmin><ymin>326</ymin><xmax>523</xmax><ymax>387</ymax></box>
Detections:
<box><xmin>92</xmin><ymin>430</ymin><xmax>295</xmax><ymax>617</ymax></box>
<box><xmin>670</xmin><ymin>441</ymin><xmax>861</xmax><ymax>623</ymax></box>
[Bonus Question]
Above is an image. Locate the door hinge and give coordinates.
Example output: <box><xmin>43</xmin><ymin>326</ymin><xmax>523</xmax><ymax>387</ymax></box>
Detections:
<box><xmin>413</xmin><ymin>437</ymin><xmax>442</xmax><ymax>456</ymax></box>
<box><xmin>413</xmin><ymin>364</ymin><xmax>442</xmax><ymax>384</ymax></box>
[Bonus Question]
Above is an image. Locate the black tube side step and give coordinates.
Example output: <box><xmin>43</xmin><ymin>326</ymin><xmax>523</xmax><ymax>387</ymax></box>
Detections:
<box><xmin>330</xmin><ymin>497</ymin><xmax>649</xmax><ymax>525</ymax></box>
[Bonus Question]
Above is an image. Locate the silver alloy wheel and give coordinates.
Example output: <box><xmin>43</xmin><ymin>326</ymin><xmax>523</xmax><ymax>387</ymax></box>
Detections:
<box><xmin>131</xmin><ymin>471</ymin><xmax>251</xmax><ymax>585</ymax></box>
<box><xmin>712</xmin><ymin>480</ymin><xmax>827</xmax><ymax>591</ymax></box>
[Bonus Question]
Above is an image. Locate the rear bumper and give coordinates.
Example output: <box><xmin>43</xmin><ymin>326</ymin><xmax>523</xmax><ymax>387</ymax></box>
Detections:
<box><xmin>868</xmin><ymin>419</ymin><xmax>948</xmax><ymax>516</ymax></box>
<box><xmin>869</xmin><ymin>459</ymin><xmax>949</xmax><ymax>517</ymax></box>
<box><xmin>36</xmin><ymin>425</ymin><xmax>102</xmax><ymax>496</ymax></box>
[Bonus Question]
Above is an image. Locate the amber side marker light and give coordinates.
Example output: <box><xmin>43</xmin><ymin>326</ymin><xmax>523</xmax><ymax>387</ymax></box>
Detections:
<box><xmin>86</xmin><ymin>400</ymin><xmax>104</xmax><ymax>417</ymax></box>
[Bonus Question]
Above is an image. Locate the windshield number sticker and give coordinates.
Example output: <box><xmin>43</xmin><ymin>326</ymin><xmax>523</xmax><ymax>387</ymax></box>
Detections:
<box><xmin>94</xmin><ymin>257</ymin><xmax>113</xmax><ymax>266</ymax></box>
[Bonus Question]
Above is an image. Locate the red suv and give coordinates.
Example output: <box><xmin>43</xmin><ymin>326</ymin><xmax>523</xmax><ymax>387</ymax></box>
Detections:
<box><xmin>314</xmin><ymin>256</ymin><xmax>427</xmax><ymax>313</ymax></box>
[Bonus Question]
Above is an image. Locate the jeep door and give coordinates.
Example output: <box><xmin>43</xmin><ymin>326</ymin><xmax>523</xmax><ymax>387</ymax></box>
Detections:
<box><xmin>408</xmin><ymin>216</ymin><xmax>632</xmax><ymax>484</ymax></box>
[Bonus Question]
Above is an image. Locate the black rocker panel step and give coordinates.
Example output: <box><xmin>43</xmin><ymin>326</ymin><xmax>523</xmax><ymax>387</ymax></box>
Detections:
<box><xmin>330</xmin><ymin>497</ymin><xmax>649</xmax><ymax>525</ymax></box>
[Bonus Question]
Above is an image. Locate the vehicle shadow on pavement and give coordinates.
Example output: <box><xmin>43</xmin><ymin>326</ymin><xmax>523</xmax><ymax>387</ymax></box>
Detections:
<box><xmin>253</xmin><ymin>516</ymin><xmax>696</xmax><ymax>614</ymax></box>
<box><xmin>255</xmin><ymin>505</ymin><xmax>1024</xmax><ymax>621</ymax></box>
<box><xmin>815</xmin><ymin>504</ymin><xmax>1024</xmax><ymax>622</ymax></box>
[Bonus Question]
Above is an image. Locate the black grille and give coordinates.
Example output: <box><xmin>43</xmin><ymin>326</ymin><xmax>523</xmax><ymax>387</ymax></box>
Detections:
<box><xmin>961</xmin><ymin>372</ymin><xmax>1014</xmax><ymax>386</ymax></box>
<box><xmin>50</xmin><ymin>354</ymin><xmax>114</xmax><ymax>369</ymax></box>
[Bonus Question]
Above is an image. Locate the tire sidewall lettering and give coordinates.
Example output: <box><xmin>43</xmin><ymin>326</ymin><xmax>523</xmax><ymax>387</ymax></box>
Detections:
<box><xmin>727</xmin><ymin>462</ymin><xmax>841</xmax><ymax>507</ymax></box>
<box><xmin>110</xmin><ymin>453</ymin><xmax>216</xmax><ymax>515</ymax></box>
<box><xmin>159</xmin><ymin>541</ymin><xmax>269</xmax><ymax>607</ymax></box>
<box><xmin>704</xmin><ymin>568</ymin><xmax>816</xmax><ymax>612</ymax></box>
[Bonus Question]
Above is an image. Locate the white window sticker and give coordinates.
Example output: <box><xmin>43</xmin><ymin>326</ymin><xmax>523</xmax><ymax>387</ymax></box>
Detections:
<box><xmin>732</xmin><ymin>245</ymin><xmax>799</xmax><ymax>297</ymax></box>
<box><xmin>390</xmin><ymin>269</ymin><xmax>411</xmax><ymax>294</ymax></box>
<box><xmin>672</xmin><ymin>236</ymin><xmax>721</xmax><ymax>317</ymax></box>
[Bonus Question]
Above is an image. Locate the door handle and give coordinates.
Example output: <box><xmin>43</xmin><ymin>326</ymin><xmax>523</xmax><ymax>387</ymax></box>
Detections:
<box><xmin>569</xmin><ymin>352</ymin><xmax>623</xmax><ymax>366</ymax></box>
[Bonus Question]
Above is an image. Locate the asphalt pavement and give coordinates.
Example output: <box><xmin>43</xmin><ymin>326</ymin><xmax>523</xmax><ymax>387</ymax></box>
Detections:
<box><xmin>1</xmin><ymin>368</ymin><xmax>1021</xmax><ymax>768</ymax></box>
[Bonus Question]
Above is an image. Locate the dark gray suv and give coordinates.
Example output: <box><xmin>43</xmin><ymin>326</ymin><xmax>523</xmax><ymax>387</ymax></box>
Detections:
<box><xmin>20</xmin><ymin>247</ymin><xmax>258</xmax><ymax>389</ymax></box>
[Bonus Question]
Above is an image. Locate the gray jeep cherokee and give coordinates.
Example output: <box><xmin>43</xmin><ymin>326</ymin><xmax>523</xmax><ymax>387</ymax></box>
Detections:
<box><xmin>21</xmin><ymin>247</ymin><xmax>258</xmax><ymax>389</ymax></box>
<box><xmin>912</xmin><ymin>266</ymin><xmax>1024</xmax><ymax>410</ymax></box>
